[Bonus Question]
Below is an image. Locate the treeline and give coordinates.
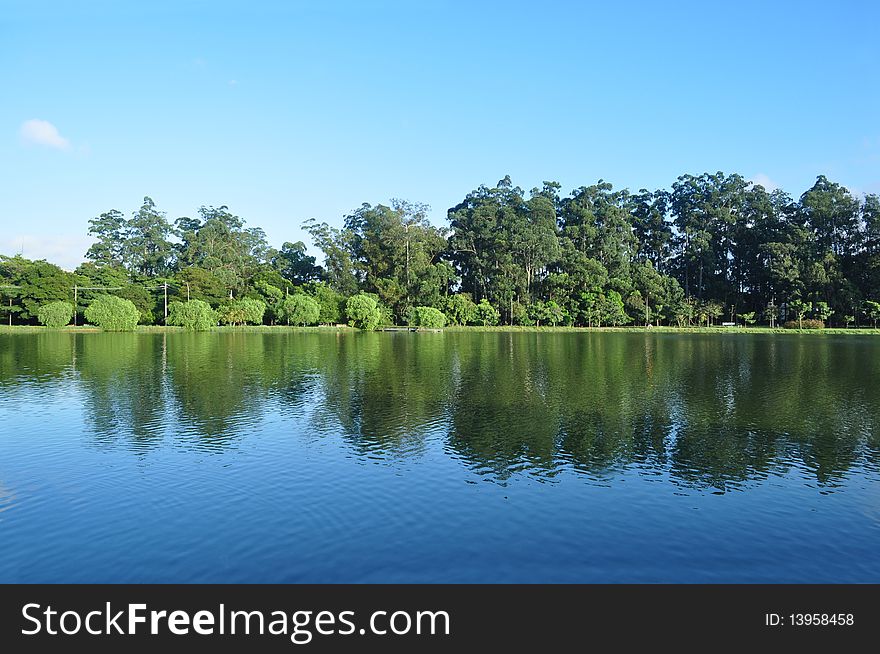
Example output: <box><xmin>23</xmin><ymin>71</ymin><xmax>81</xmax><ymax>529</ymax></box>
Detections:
<box><xmin>2</xmin><ymin>172</ymin><xmax>880</xmax><ymax>329</ymax></box>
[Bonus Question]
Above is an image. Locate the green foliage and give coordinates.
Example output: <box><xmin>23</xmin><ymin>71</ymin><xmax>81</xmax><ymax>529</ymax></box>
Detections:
<box><xmin>254</xmin><ymin>280</ymin><xmax>284</xmax><ymax>305</ymax></box>
<box><xmin>474</xmin><ymin>299</ymin><xmax>500</xmax><ymax>326</ymax></box>
<box><xmin>85</xmin><ymin>198</ymin><xmax>174</xmax><ymax>276</ymax></box>
<box><xmin>118</xmin><ymin>285</ymin><xmax>156</xmax><ymax>324</ymax></box>
<box><xmin>6</xmin><ymin>172</ymin><xmax>880</xmax><ymax>330</ymax></box>
<box><xmin>601</xmin><ymin>290</ymin><xmax>630</xmax><ymax>326</ymax></box>
<box><xmin>345</xmin><ymin>294</ymin><xmax>382</xmax><ymax>331</ymax></box>
<box><xmin>84</xmin><ymin>295</ymin><xmax>140</xmax><ymax>331</ymax></box>
<box><xmin>812</xmin><ymin>301</ymin><xmax>832</xmax><ymax>322</ymax></box>
<box><xmin>320</xmin><ymin>200</ymin><xmax>451</xmax><ymax>321</ymax></box>
<box><xmin>407</xmin><ymin>305</ymin><xmax>446</xmax><ymax>328</ymax></box>
<box><xmin>509</xmin><ymin>301</ymin><xmax>532</xmax><ymax>326</ymax></box>
<box><xmin>376</xmin><ymin>301</ymin><xmax>395</xmax><ymax>327</ymax></box>
<box><xmin>738</xmin><ymin>311</ymin><xmax>757</xmax><ymax>326</ymax></box>
<box><xmin>444</xmin><ymin>293</ymin><xmax>476</xmax><ymax>326</ymax></box>
<box><xmin>175</xmin><ymin>205</ymin><xmax>270</xmax><ymax>296</ymax></box>
<box><xmin>305</xmin><ymin>282</ymin><xmax>345</xmax><ymax>324</ymax></box>
<box><xmin>788</xmin><ymin>298</ymin><xmax>810</xmax><ymax>328</ymax></box>
<box><xmin>218</xmin><ymin>298</ymin><xmax>266</xmax><ymax>325</ymax></box>
<box><xmin>279</xmin><ymin>294</ymin><xmax>320</xmax><ymax>326</ymax></box>
<box><xmin>865</xmin><ymin>300</ymin><xmax>880</xmax><ymax>328</ymax></box>
<box><xmin>174</xmin><ymin>266</ymin><xmax>229</xmax><ymax>306</ymax></box>
<box><xmin>37</xmin><ymin>301</ymin><xmax>74</xmax><ymax>328</ymax></box>
<box><xmin>272</xmin><ymin>241</ymin><xmax>321</xmax><ymax>283</ymax></box>
<box><xmin>1</xmin><ymin>255</ymin><xmax>74</xmax><ymax>322</ymax></box>
<box><xmin>166</xmin><ymin>299</ymin><xmax>217</xmax><ymax>330</ymax></box>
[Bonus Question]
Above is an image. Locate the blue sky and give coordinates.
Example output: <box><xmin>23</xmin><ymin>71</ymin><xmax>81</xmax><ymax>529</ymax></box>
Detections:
<box><xmin>2</xmin><ymin>0</ymin><xmax>879</xmax><ymax>269</ymax></box>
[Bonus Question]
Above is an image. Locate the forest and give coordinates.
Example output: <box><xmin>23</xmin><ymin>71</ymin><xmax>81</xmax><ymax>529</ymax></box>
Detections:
<box><xmin>2</xmin><ymin>172</ymin><xmax>880</xmax><ymax>330</ymax></box>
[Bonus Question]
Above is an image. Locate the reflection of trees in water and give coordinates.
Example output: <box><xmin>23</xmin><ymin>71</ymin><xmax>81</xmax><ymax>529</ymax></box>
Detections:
<box><xmin>76</xmin><ymin>333</ymin><xmax>169</xmax><ymax>451</ymax></box>
<box><xmin>0</xmin><ymin>333</ymin><xmax>75</xmax><ymax>387</ymax></box>
<box><xmin>2</xmin><ymin>332</ymin><xmax>878</xmax><ymax>486</ymax></box>
<box><xmin>315</xmin><ymin>333</ymin><xmax>455</xmax><ymax>457</ymax></box>
<box><xmin>164</xmin><ymin>333</ymin><xmax>324</xmax><ymax>448</ymax></box>
<box><xmin>164</xmin><ymin>332</ymin><xmax>260</xmax><ymax>445</ymax></box>
<box><xmin>444</xmin><ymin>333</ymin><xmax>880</xmax><ymax>489</ymax></box>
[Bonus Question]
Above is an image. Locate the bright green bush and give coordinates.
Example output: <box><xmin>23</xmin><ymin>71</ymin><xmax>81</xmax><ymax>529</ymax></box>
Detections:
<box><xmin>306</xmin><ymin>282</ymin><xmax>345</xmax><ymax>324</ymax></box>
<box><xmin>407</xmin><ymin>306</ymin><xmax>446</xmax><ymax>328</ymax></box>
<box><xmin>444</xmin><ymin>294</ymin><xmax>476</xmax><ymax>326</ymax></box>
<box><xmin>37</xmin><ymin>301</ymin><xmax>74</xmax><ymax>328</ymax></box>
<box><xmin>474</xmin><ymin>299</ymin><xmax>500</xmax><ymax>326</ymax></box>
<box><xmin>84</xmin><ymin>295</ymin><xmax>140</xmax><ymax>331</ymax></box>
<box><xmin>346</xmin><ymin>294</ymin><xmax>382</xmax><ymax>331</ymax></box>
<box><xmin>218</xmin><ymin>298</ymin><xmax>266</xmax><ymax>325</ymax></box>
<box><xmin>166</xmin><ymin>299</ymin><xmax>217</xmax><ymax>330</ymax></box>
<box><xmin>279</xmin><ymin>294</ymin><xmax>320</xmax><ymax>326</ymax></box>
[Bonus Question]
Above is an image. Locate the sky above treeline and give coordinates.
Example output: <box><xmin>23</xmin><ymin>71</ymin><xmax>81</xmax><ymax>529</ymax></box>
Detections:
<box><xmin>2</xmin><ymin>0</ymin><xmax>879</xmax><ymax>270</ymax></box>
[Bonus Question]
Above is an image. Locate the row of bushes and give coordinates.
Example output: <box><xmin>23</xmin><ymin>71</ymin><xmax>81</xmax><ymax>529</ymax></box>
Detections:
<box><xmin>32</xmin><ymin>293</ymin><xmax>454</xmax><ymax>332</ymax></box>
<box><xmin>31</xmin><ymin>297</ymin><xmax>850</xmax><ymax>334</ymax></box>
<box><xmin>38</xmin><ymin>299</ymin><xmax>863</xmax><ymax>334</ymax></box>
<box><xmin>36</xmin><ymin>297</ymin><xmax>140</xmax><ymax>331</ymax></box>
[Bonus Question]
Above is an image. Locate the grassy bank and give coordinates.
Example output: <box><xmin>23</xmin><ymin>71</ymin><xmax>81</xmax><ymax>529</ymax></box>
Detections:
<box><xmin>2</xmin><ymin>324</ymin><xmax>880</xmax><ymax>335</ymax></box>
<box><xmin>442</xmin><ymin>325</ymin><xmax>880</xmax><ymax>335</ymax></box>
<box><xmin>0</xmin><ymin>324</ymin><xmax>354</xmax><ymax>334</ymax></box>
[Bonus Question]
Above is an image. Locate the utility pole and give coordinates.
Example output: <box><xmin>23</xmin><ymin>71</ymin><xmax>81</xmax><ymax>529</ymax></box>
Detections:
<box><xmin>0</xmin><ymin>285</ymin><xmax>20</xmax><ymax>327</ymax></box>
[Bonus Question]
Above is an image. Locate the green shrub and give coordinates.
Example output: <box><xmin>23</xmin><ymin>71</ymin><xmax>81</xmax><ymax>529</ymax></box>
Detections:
<box><xmin>510</xmin><ymin>301</ymin><xmax>533</xmax><ymax>326</ymax></box>
<box><xmin>407</xmin><ymin>306</ymin><xmax>446</xmax><ymax>328</ymax></box>
<box><xmin>278</xmin><ymin>294</ymin><xmax>320</xmax><ymax>326</ymax></box>
<box><xmin>783</xmin><ymin>319</ymin><xmax>824</xmax><ymax>330</ymax></box>
<box><xmin>474</xmin><ymin>299</ymin><xmax>500</xmax><ymax>326</ymax></box>
<box><xmin>376</xmin><ymin>302</ymin><xmax>394</xmax><ymax>327</ymax></box>
<box><xmin>218</xmin><ymin>298</ymin><xmax>266</xmax><ymax>325</ymax></box>
<box><xmin>346</xmin><ymin>294</ymin><xmax>382</xmax><ymax>331</ymax></box>
<box><xmin>305</xmin><ymin>282</ymin><xmax>345</xmax><ymax>324</ymax></box>
<box><xmin>84</xmin><ymin>295</ymin><xmax>140</xmax><ymax>331</ymax></box>
<box><xmin>444</xmin><ymin>294</ymin><xmax>476</xmax><ymax>326</ymax></box>
<box><xmin>166</xmin><ymin>300</ymin><xmax>217</xmax><ymax>331</ymax></box>
<box><xmin>37</xmin><ymin>301</ymin><xmax>74</xmax><ymax>328</ymax></box>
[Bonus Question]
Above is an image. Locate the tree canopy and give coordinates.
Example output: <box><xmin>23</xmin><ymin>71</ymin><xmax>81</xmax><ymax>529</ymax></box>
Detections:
<box><xmin>3</xmin><ymin>173</ymin><xmax>880</xmax><ymax>329</ymax></box>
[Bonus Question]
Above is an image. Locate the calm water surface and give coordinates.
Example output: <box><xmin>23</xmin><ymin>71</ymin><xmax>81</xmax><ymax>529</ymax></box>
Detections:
<box><xmin>1</xmin><ymin>331</ymin><xmax>878</xmax><ymax>582</ymax></box>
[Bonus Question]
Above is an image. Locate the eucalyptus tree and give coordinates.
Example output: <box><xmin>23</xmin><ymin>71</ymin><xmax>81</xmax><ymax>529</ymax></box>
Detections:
<box><xmin>630</xmin><ymin>188</ymin><xmax>673</xmax><ymax>272</ymax></box>
<box><xmin>302</xmin><ymin>218</ymin><xmax>359</xmax><ymax>297</ymax></box>
<box><xmin>341</xmin><ymin>199</ymin><xmax>449</xmax><ymax>320</ymax></box>
<box><xmin>272</xmin><ymin>241</ymin><xmax>322</xmax><ymax>284</ymax></box>
<box><xmin>85</xmin><ymin>209</ymin><xmax>128</xmax><ymax>267</ymax></box>
<box><xmin>126</xmin><ymin>197</ymin><xmax>174</xmax><ymax>277</ymax></box>
<box><xmin>175</xmin><ymin>205</ymin><xmax>269</xmax><ymax>296</ymax></box>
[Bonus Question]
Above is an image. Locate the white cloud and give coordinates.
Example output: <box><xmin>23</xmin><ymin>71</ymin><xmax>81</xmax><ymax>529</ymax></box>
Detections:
<box><xmin>20</xmin><ymin>119</ymin><xmax>71</xmax><ymax>150</ymax></box>
<box><xmin>749</xmin><ymin>173</ymin><xmax>778</xmax><ymax>191</ymax></box>
<box><xmin>0</xmin><ymin>234</ymin><xmax>94</xmax><ymax>271</ymax></box>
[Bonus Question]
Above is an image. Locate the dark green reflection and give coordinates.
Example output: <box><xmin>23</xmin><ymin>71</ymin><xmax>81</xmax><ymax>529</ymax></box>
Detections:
<box><xmin>1</xmin><ymin>332</ymin><xmax>877</xmax><ymax>487</ymax></box>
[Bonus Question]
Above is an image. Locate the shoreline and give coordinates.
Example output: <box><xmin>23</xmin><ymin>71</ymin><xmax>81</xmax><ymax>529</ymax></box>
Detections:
<box><xmin>2</xmin><ymin>324</ymin><xmax>880</xmax><ymax>335</ymax></box>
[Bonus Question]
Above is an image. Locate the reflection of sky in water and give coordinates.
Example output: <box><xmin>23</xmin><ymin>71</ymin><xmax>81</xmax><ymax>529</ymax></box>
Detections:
<box><xmin>1</xmin><ymin>331</ymin><xmax>879</xmax><ymax>583</ymax></box>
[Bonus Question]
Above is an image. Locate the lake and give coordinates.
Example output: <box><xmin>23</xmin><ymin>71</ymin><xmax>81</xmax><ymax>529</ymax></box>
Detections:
<box><xmin>1</xmin><ymin>331</ymin><xmax>878</xmax><ymax>582</ymax></box>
